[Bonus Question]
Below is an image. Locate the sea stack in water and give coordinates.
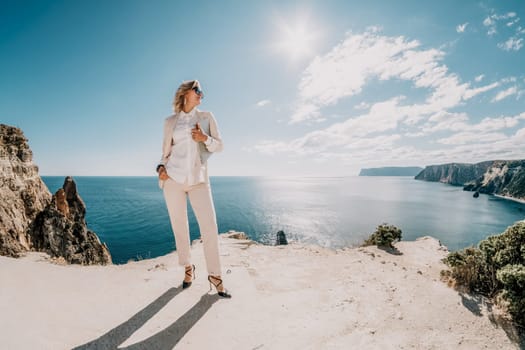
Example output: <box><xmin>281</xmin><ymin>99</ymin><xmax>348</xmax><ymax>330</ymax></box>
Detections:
<box><xmin>30</xmin><ymin>176</ymin><xmax>112</xmax><ymax>265</ymax></box>
<box><xmin>276</xmin><ymin>230</ymin><xmax>288</xmax><ymax>245</ymax></box>
<box><xmin>0</xmin><ymin>124</ymin><xmax>111</xmax><ymax>264</ymax></box>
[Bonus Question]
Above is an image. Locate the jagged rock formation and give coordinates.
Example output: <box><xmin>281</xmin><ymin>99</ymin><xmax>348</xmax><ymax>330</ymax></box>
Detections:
<box><xmin>223</xmin><ymin>230</ymin><xmax>249</xmax><ymax>240</ymax></box>
<box><xmin>415</xmin><ymin>160</ymin><xmax>525</xmax><ymax>201</ymax></box>
<box><xmin>0</xmin><ymin>124</ymin><xmax>51</xmax><ymax>256</ymax></box>
<box><xmin>30</xmin><ymin>177</ymin><xmax>112</xmax><ymax>265</ymax></box>
<box><xmin>359</xmin><ymin>166</ymin><xmax>423</xmax><ymax>176</ymax></box>
<box><xmin>0</xmin><ymin>124</ymin><xmax>112</xmax><ymax>264</ymax></box>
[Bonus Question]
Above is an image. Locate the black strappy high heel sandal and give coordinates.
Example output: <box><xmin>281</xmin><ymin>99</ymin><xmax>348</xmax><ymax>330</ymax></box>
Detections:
<box><xmin>208</xmin><ymin>275</ymin><xmax>232</xmax><ymax>298</ymax></box>
<box><xmin>182</xmin><ymin>264</ymin><xmax>195</xmax><ymax>289</ymax></box>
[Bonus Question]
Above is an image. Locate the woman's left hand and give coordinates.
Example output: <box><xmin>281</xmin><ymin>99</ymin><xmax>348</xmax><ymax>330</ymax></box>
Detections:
<box><xmin>191</xmin><ymin>123</ymin><xmax>208</xmax><ymax>143</ymax></box>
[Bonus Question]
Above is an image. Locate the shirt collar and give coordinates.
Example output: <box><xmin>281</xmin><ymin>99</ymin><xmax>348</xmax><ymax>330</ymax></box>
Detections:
<box><xmin>180</xmin><ymin>107</ymin><xmax>197</xmax><ymax>118</ymax></box>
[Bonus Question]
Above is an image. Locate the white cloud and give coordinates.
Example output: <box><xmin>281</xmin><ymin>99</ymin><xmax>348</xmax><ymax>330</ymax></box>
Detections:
<box><xmin>327</xmin><ymin>97</ymin><xmax>407</xmax><ymax>140</ymax></box>
<box><xmin>463</xmin><ymin>82</ymin><xmax>500</xmax><ymax>99</ymax></box>
<box><xmin>251</xmin><ymin>27</ymin><xmax>525</xmax><ymax>172</ymax></box>
<box><xmin>251</xmin><ymin>140</ymin><xmax>293</xmax><ymax>155</ymax></box>
<box><xmin>483</xmin><ymin>16</ymin><xmax>494</xmax><ymax>27</ymax></box>
<box><xmin>472</xmin><ymin>115</ymin><xmax>525</xmax><ymax>131</ymax></box>
<box><xmin>252</xmin><ymin>97</ymin><xmax>411</xmax><ymax>156</ymax></box>
<box><xmin>343</xmin><ymin>134</ymin><xmax>402</xmax><ymax>150</ymax></box>
<box><xmin>290</xmin><ymin>28</ymin><xmax>497</xmax><ymax>124</ymax></box>
<box><xmin>423</xmin><ymin>112</ymin><xmax>470</xmax><ymax>133</ymax></box>
<box><xmin>487</xmin><ymin>27</ymin><xmax>497</xmax><ymax>36</ymax></box>
<box><xmin>501</xmin><ymin>76</ymin><xmax>517</xmax><ymax>83</ymax></box>
<box><xmin>290</xmin><ymin>29</ymin><xmax>422</xmax><ymax>123</ymax></box>
<box><xmin>437</xmin><ymin>132</ymin><xmax>507</xmax><ymax>145</ymax></box>
<box><xmin>492</xmin><ymin>86</ymin><xmax>518</xmax><ymax>102</ymax></box>
<box><xmin>256</xmin><ymin>99</ymin><xmax>271</xmax><ymax>107</ymax></box>
<box><xmin>252</xmin><ymin>124</ymin><xmax>525</xmax><ymax>169</ymax></box>
<box><xmin>498</xmin><ymin>37</ymin><xmax>524</xmax><ymax>51</ymax></box>
<box><xmin>484</xmin><ymin>11</ymin><xmax>518</xmax><ymax>31</ymax></box>
<box><xmin>422</xmin><ymin>112</ymin><xmax>525</xmax><ymax>134</ymax></box>
<box><xmin>483</xmin><ymin>12</ymin><xmax>517</xmax><ymax>36</ymax></box>
<box><xmin>354</xmin><ymin>101</ymin><xmax>370</xmax><ymax>110</ymax></box>
<box><xmin>433</xmin><ymin>126</ymin><xmax>525</xmax><ymax>161</ymax></box>
<box><xmin>456</xmin><ymin>22</ymin><xmax>469</xmax><ymax>33</ymax></box>
<box><xmin>255</xmin><ymin>99</ymin><xmax>525</xmax><ymax>149</ymax></box>
<box><xmin>483</xmin><ymin>10</ymin><xmax>524</xmax><ymax>51</ymax></box>
<box><xmin>484</xmin><ymin>15</ymin><xmax>497</xmax><ymax>36</ymax></box>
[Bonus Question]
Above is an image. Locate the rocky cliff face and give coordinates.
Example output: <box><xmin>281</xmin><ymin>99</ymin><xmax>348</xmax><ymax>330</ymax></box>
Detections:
<box><xmin>462</xmin><ymin>160</ymin><xmax>525</xmax><ymax>200</ymax></box>
<box><xmin>415</xmin><ymin>160</ymin><xmax>525</xmax><ymax>201</ymax></box>
<box><xmin>0</xmin><ymin>124</ymin><xmax>51</xmax><ymax>256</ymax></box>
<box><xmin>0</xmin><ymin>124</ymin><xmax>112</xmax><ymax>264</ymax></box>
<box><xmin>414</xmin><ymin>161</ymin><xmax>494</xmax><ymax>186</ymax></box>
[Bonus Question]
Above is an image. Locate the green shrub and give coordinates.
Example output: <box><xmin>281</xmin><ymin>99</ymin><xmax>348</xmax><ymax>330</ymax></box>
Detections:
<box><xmin>442</xmin><ymin>221</ymin><xmax>525</xmax><ymax>327</ymax></box>
<box><xmin>362</xmin><ymin>223</ymin><xmax>402</xmax><ymax>248</ymax></box>
<box><xmin>497</xmin><ymin>264</ymin><xmax>525</xmax><ymax>325</ymax></box>
<box><xmin>443</xmin><ymin>247</ymin><xmax>489</xmax><ymax>293</ymax></box>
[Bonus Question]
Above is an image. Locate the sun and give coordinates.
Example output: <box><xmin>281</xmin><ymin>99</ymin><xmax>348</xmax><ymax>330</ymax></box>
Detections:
<box><xmin>272</xmin><ymin>14</ymin><xmax>320</xmax><ymax>61</ymax></box>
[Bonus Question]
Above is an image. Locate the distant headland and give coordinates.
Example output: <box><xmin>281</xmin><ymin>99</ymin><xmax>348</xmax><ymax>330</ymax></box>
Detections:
<box><xmin>359</xmin><ymin>166</ymin><xmax>423</xmax><ymax>176</ymax></box>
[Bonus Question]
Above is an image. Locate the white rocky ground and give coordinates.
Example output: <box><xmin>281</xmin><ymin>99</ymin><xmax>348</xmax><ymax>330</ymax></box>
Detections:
<box><xmin>0</xmin><ymin>233</ymin><xmax>520</xmax><ymax>350</ymax></box>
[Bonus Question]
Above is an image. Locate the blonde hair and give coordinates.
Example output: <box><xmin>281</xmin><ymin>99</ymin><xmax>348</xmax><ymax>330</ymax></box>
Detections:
<box><xmin>173</xmin><ymin>80</ymin><xmax>200</xmax><ymax>113</ymax></box>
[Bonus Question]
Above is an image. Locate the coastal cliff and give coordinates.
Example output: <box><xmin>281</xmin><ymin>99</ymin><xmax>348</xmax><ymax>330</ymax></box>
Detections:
<box><xmin>0</xmin><ymin>124</ymin><xmax>111</xmax><ymax>264</ymax></box>
<box><xmin>0</xmin><ymin>124</ymin><xmax>51</xmax><ymax>256</ymax></box>
<box><xmin>463</xmin><ymin>160</ymin><xmax>525</xmax><ymax>200</ymax></box>
<box><xmin>414</xmin><ymin>161</ymin><xmax>493</xmax><ymax>186</ymax></box>
<box><xmin>415</xmin><ymin>160</ymin><xmax>525</xmax><ymax>201</ymax></box>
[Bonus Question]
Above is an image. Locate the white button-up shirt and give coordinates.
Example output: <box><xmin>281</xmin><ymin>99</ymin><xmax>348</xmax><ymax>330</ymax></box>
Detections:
<box><xmin>165</xmin><ymin>107</ymin><xmax>211</xmax><ymax>185</ymax></box>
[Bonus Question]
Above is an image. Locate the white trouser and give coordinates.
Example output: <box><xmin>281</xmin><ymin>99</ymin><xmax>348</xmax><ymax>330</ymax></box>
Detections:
<box><xmin>162</xmin><ymin>178</ymin><xmax>222</xmax><ymax>276</ymax></box>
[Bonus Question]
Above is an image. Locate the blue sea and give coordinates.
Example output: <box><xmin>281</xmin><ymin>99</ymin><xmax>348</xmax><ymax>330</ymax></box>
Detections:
<box><xmin>42</xmin><ymin>176</ymin><xmax>525</xmax><ymax>264</ymax></box>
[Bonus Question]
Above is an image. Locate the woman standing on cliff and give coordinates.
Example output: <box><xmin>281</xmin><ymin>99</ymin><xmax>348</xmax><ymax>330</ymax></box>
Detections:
<box><xmin>156</xmin><ymin>79</ymin><xmax>231</xmax><ymax>298</ymax></box>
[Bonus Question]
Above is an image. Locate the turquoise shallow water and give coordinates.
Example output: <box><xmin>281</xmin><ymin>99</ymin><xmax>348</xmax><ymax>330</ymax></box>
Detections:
<box><xmin>42</xmin><ymin>176</ymin><xmax>525</xmax><ymax>264</ymax></box>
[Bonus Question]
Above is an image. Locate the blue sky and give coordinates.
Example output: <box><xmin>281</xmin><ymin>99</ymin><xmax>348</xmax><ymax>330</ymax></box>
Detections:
<box><xmin>1</xmin><ymin>0</ymin><xmax>524</xmax><ymax>176</ymax></box>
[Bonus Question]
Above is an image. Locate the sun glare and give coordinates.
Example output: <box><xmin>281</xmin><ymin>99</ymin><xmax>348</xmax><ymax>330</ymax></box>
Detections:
<box><xmin>273</xmin><ymin>14</ymin><xmax>320</xmax><ymax>61</ymax></box>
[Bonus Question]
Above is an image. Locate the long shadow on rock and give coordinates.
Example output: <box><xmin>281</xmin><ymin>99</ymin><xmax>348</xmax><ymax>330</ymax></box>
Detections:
<box><xmin>459</xmin><ymin>292</ymin><xmax>482</xmax><ymax>316</ymax></box>
<box><xmin>73</xmin><ymin>287</ymin><xmax>219</xmax><ymax>350</ymax></box>
<box><xmin>122</xmin><ymin>293</ymin><xmax>219</xmax><ymax>350</ymax></box>
<box><xmin>377</xmin><ymin>245</ymin><xmax>403</xmax><ymax>256</ymax></box>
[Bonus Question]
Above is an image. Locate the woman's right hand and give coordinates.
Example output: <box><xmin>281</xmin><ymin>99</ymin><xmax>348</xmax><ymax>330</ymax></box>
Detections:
<box><xmin>158</xmin><ymin>167</ymin><xmax>169</xmax><ymax>181</ymax></box>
